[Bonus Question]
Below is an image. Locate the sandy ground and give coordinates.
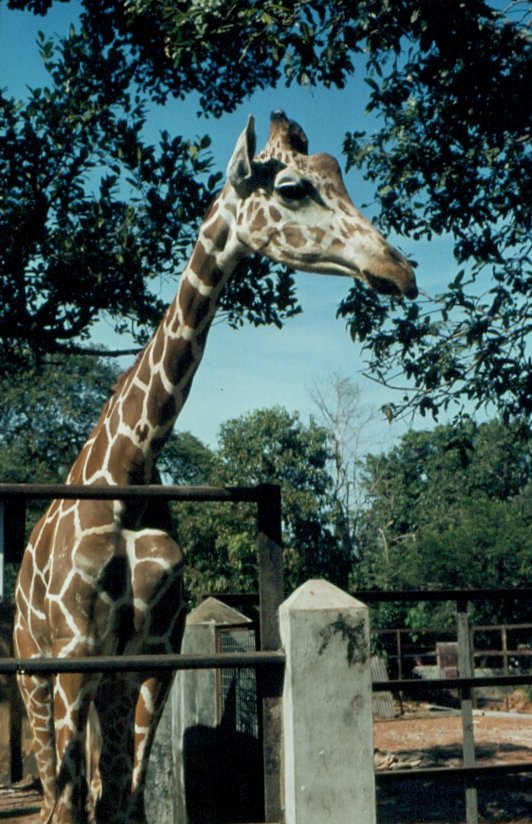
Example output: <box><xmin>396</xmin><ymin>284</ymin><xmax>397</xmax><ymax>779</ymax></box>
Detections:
<box><xmin>374</xmin><ymin>706</ymin><xmax>532</xmax><ymax>766</ymax></box>
<box><xmin>374</xmin><ymin>699</ymin><xmax>532</xmax><ymax>824</ymax></box>
<box><xmin>1</xmin><ymin>697</ymin><xmax>531</xmax><ymax>823</ymax></box>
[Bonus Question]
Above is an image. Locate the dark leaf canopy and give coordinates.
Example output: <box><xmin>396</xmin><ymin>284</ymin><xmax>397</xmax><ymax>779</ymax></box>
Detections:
<box><xmin>3</xmin><ymin>0</ymin><xmax>530</xmax><ymax>425</ymax></box>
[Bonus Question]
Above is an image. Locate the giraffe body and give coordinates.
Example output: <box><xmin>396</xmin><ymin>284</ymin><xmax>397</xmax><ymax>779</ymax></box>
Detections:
<box><xmin>14</xmin><ymin>111</ymin><xmax>417</xmax><ymax>823</ymax></box>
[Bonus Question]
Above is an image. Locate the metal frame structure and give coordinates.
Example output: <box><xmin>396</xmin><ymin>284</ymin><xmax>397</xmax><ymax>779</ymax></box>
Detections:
<box><xmin>0</xmin><ymin>482</ymin><xmax>284</xmax><ymax>822</ymax></box>
<box><xmin>365</xmin><ymin>588</ymin><xmax>532</xmax><ymax>824</ymax></box>
<box><xmin>0</xmin><ymin>483</ymin><xmax>531</xmax><ymax>824</ymax></box>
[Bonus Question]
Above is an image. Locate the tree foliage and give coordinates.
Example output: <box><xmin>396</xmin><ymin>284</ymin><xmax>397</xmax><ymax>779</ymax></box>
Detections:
<box><xmin>0</xmin><ymin>353</ymin><xmax>119</xmax><ymax>596</ymax></box>
<box><xmin>353</xmin><ymin>419</ymin><xmax>532</xmax><ymax>626</ymax></box>
<box><xmin>338</xmin><ymin>1</ymin><xmax>531</xmax><ymax>427</ymax></box>
<box><xmin>169</xmin><ymin>407</ymin><xmax>353</xmax><ymax>603</ymax></box>
<box><xmin>3</xmin><ymin>0</ymin><xmax>530</xmax><ymax>422</ymax></box>
<box><xmin>0</xmin><ymin>27</ymin><xmax>215</xmax><ymax>360</ymax></box>
<box><xmin>0</xmin><ymin>14</ymin><xmax>299</xmax><ymax>367</ymax></box>
<box><xmin>0</xmin><ymin>353</ymin><xmax>119</xmax><ymax>483</ymax></box>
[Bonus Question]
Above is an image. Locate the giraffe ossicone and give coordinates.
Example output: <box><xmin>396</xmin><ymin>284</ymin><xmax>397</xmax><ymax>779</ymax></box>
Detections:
<box><xmin>14</xmin><ymin>110</ymin><xmax>417</xmax><ymax>824</ymax></box>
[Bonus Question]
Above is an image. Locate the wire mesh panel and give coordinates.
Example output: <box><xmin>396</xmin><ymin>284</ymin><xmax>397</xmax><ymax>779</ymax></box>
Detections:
<box><xmin>217</xmin><ymin>626</ymin><xmax>259</xmax><ymax>738</ymax></box>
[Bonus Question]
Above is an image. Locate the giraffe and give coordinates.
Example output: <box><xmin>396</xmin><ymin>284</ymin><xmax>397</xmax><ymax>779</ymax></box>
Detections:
<box><xmin>13</xmin><ymin>110</ymin><xmax>417</xmax><ymax>824</ymax></box>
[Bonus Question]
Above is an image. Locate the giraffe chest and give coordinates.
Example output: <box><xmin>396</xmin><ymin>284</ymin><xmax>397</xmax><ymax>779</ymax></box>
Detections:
<box><xmin>35</xmin><ymin>504</ymin><xmax>181</xmax><ymax>651</ymax></box>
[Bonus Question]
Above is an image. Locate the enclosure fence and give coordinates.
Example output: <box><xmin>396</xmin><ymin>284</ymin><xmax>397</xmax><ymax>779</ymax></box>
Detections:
<box><xmin>362</xmin><ymin>587</ymin><xmax>532</xmax><ymax>824</ymax></box>
<box><xmin>0</xmin><ymin>483</ymin><xmax>531</xmax><ymax>824</ymax></box>
<box><xmin>0</xmin><ymin>481</ymin><xmax>285</xmax><ymax>822</ymax></box>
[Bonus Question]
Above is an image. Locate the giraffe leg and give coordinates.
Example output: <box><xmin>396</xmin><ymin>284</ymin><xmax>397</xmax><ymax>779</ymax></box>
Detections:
<box><xmin>13</xmin><ymin>615</ymin><xmax>57</xmax><ymax>823</ymax></box>
<box><xmin>51</xmin><ymin>668</ymin><xmax>101</xmax><ymax>824</ymax></box>
<box><xmin>17</xmin><ymin>671</ymin><xmax>57</xmax><ymax>823</ymax></box>
<box><xmin>127</xmin><ymin>671</ymin><xmax>177</xmax><ymax>823</ymax></box>
<box><xmin>92</xmin><ymin>671</ymin><xmax>174</xmax><ymax>824</ymax></box>
<box><xmin>90</xmin><ymin>672</ymin><xmax>137</xmax><ymax>823</ymax></box>
<box><xmin>130</xmin><ymin>534</ymin><xmax>187</xmax><ymax>821</ymax></box>
<box><xmin>96</xmin><ymin>528</ymin><xmax>186</xmax><ymax>823</ymax></box>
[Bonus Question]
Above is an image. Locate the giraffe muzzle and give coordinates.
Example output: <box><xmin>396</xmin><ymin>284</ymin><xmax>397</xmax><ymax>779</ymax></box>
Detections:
<box><xmin>364</xmin><ymin>270</ymin><xmax>418</xmax><ymax>300</ymax></box>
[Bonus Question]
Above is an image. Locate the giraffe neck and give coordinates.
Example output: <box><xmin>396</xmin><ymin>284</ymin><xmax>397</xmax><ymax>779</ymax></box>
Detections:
<box><xmin>69</xmin><ymin>189</ymin><xmax>242</xmax><ymax>486</ymax></box>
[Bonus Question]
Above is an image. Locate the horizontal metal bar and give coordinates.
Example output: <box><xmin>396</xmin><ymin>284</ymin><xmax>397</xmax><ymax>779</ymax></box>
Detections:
<box><xmin>473</xmin><ymin>623</ymin><xmax>532</xmax><ymax>632</ymax></box>
<box><xmin>0</xmin><ymin>482</ymin><xmax>277</xmax><ymax>503</ymax></box>
<box><xmin>375</xmin><ymin>623</ymin><xmax>532</xmax><ymax>636</ymax></box>
<box><xmin>376</xmin><ymin>761</ymin><xmax>532</xmax><ymax>782</ymax></box>
<box><xmin>353</xmin><ymin>588</ymin><xmax>532</xmax><ymax>603</ymax></box>
<box><xmin>373</xmin><ymin>673</ymin><xmax>532</xmax><ymax>692</ymax></box>
<box><xmin>473</xmin><ymin>650</ymin><xmax>531</xmax><ymax>657</ymax></box>
<box><xmin>209</xmin><ymin>588</ymin><xmax>532</xmax><ymax>606</ymax></box>
<box><xmin>0</xmin><ymin>651</ymin><xmax>285</xmax><ymax>676</ymax></box>
<box><xmin>3</xmin><ymin>660</ymin><xmax>525</xmax><ymax>685</ymax></box>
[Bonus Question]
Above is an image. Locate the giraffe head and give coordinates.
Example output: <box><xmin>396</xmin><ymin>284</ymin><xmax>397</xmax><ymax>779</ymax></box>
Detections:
<box><xmin>226</xmin><ymin>110</ymin><xmax>417</xmax><ymax>299</ymax></box>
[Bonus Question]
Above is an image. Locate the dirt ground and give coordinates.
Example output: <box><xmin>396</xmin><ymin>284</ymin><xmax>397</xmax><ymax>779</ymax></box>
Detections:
<box><xmin>0</xmin><ymin>695</ymin><xmax>531</xmax><ymax>823</ymax></box>
<box><xmin>373</xmin><ymin>697</ymin><xmax>532</xmax><ymax>824</ymax></box>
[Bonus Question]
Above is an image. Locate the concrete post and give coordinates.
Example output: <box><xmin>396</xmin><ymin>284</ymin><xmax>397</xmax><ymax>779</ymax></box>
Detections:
<box><xmin>146</xmin><ymin>597</ymin><xmax>261</xmax><ymax>824</ymax></box>
<box><xmin>279</xmin><ymin>579</ymin><xmax>376</xmax><ymax>824</ymax></box>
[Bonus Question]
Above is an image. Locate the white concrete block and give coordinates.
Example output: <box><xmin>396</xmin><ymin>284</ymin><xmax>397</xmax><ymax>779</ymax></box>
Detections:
<box><xmin>280</xmin><ymin>579</ymin><xmax>376</xmax><ymax>824</ymax></box>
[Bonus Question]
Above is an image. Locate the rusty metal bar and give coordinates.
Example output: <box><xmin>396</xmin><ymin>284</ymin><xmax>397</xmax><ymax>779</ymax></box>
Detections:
<box><xmin>0</xmin><ymin>500</ymin><xmax>4</xmax><ymax>601</ymax></box>
<box><xmin>5</xmin><ymin>662</ymin><xmax>524</xmax><ymax>687</ymax></box>
<box><xmin>376</xmin><ymin>761</ymin><xmax>532</xmax><ymax>781</ymax></box>
<box><xmin>256</xmin><ymin>483</ymin><xmax>284</xmax><ymax>823</ymax></box>
<box><xmin>211</xmin><ymin>588</ymin><xmax>532</xmax><ymax>604</ymax></box>
<box><xmin>0</xmin><ymin>482</ymin><xmax>265</xmax><ymax>502</ymax></box>
<box><xmin>372</xmin><ymin>673</ymin><xmax>530</xmax><ymax>691</ymax></box>
<box><xmin>353</xmin><ymin>587</ymin><xmax>532</xmax><ymax>602</ymax></box>
<box><xmin>0</xmin><ymin>651</ymin><xmax>285</xmax><ymax>676</ymax></box>
<box><xmin>457</xmin><ymin>597</ymin><xmax>478</xmax><ymax>824</ymax></box>
<box><xmin>8</xmin><ymin>673</ymin><xmax>23</xmax><ymax>783</ymax></box>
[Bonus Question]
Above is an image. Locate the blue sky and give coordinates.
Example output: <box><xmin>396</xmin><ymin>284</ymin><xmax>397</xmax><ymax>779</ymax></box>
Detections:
<box><xmin>0</xmin><ymin>2</ymin><xmax>459</xmax><ymax>453</ymax></box>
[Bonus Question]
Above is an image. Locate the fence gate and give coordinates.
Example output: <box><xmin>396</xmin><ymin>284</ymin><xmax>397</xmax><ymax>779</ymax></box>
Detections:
<box><xmin>217</xmin><ymin>624</ymin><xmax>260</xmax><ymax>739</ymax></box>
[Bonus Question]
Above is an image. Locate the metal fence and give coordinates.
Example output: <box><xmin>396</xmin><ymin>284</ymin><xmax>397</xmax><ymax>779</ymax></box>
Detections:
<box><xmin>373</xmin><ymin>622</ymin><xmax>532</xmax><ymax>683</ymax></box>
<box><xmin>361</xmin><ymin>587</ymin><xmax>532</xmax><ymax>824</ymax></box>
<box><xmin>0</xmin><ymin>483</ymin><xmax>531</xmax><ymax>824</ymax></box>
<box><xmin>209</xmin><ymin>587</ymin><xmax>532</xmax><ymax>824</ymax></box>
<box><xmin>0</xmin><ymin>481</ymin><xmax>285</xmax><ymax>823</ymax></box>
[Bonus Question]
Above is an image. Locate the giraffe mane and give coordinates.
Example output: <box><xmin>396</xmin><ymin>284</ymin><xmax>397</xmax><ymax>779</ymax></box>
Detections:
<box><xmin>111</xmin><ymin>349</ymin><xmax>144</xmax><ymax>396</ymax></box>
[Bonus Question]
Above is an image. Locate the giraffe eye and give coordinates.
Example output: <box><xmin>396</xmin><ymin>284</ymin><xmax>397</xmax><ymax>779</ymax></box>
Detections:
<box><xmin>275</xmin><ymin>178</ymin><xmax>312</xmax><ymax>201</ymax></box>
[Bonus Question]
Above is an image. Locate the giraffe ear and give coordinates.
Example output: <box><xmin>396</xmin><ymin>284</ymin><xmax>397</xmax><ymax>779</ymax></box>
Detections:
<box><xmin>227</xmin><ymin>115</ymin><xmax>258</xmax><ymax>198</ymax></box>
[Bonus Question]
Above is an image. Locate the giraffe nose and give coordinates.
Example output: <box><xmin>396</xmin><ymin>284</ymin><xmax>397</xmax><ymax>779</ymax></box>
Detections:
<box><xmin>385</xmin><ymin>247</ymin><xmax>418</xmax><ymax>298</ymax></box>
<box><xmin>405</xmin><ymin>281</ymin><xmax>419</xmax><ymax>299</ymax></box>
<box><xmin>364</xmin><ymin>269</ymin><xmax>418</xmax><ymax>299</ymax></box>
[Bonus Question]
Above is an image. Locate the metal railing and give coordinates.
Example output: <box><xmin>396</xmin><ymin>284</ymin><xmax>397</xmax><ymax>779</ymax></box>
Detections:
<box><xmin>0</xmin><ymin>483</ymin><xmax>530</xmax><ymax>823</ymax></box>
<box><xmin>361</xmin><ymin>588</ymin><xmax>532</xmax><ymax>824</ymax></box>
<box><xmin>208</xmin><ymin>587</ymin><xmax>532</xmax><ymax>823</ymax></box>
<box><xmin>0</xmin><ymin>481</ymin><xmax>285</xmax><ymax>823</ymax></box>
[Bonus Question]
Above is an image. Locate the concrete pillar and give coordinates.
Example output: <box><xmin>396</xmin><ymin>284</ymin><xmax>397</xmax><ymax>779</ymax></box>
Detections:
<box><xmin>147</xmin><ymin>597</ymin><xmax>262</xmax><ymax>824</ymax></box>
<box><xmin>279</xmin><ymin>579</ymin><xmax>376</xmax><ymax>824</ymax></box>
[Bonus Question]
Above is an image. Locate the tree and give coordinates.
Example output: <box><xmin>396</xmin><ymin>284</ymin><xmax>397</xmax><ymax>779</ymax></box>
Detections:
<box><xmin>3</xmin><ymin>1</ymin><xmax>530</xmax><ymax>422</ymax></box>
<box><xmin>168</xmin><ymin>407</ymin><xmax>353</xmax><ymax>602</ymax></box>
<box><xmin>0</xmin><ymin>353</ymin><xmax>119</xmax><ymax>484</ymax></box>
<box><xmin>338</xmin><ymin>1</ymin><xmax>531</xmax><ymax>428</ymax></box>
<box><xmin>309</xmin><ymin>374</ymin><xmax>374</xmax><ymax>562</ymax></box>
<box><xmin>0</xmin><ymin>353</ymin><xmax>120</xmax><ymax>598</ymax></box>
<box><xmin>353</xmin><ymin>419</ymin><xmax>532</xmax><ymax>626</ymax></box>
<box><xmin>0</xmin><ymin>20</ymin><xmax>299</xmax><ymax>367</ymax></box>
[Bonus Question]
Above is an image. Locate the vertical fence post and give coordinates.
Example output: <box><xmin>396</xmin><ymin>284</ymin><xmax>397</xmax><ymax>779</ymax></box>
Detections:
<box><xmin>1</xmin><ymin>496</ymin><xmax>25</xmax><ymax>783</ymax></box>
<box><xmin>396</xmin><ymin>628</ymin><xmax>403</xmax><ymax>681</ymax></box>
<box><xmin>280</xmin><ymin>580</ymin><xmax>375</xmax><ymax>824</ymax></box>
<box><xmin>257</xmin><ymin>483</ymin><xmax>284</xmax><ymax>823</ymax></box>
<box><xmin>0</xmin><ymin>499</ymin><xmax>5</xmax><ymax>601</ymax></box>
<box><xmin>457</xmin><ymin>597</ymin><xmax>478</xmax><ymax>824</ymax></box>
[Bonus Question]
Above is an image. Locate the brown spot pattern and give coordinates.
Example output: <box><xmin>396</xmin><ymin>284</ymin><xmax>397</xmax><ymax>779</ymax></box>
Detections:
<box><xmin>283</xmin><ymin>226</ymin><xmax>305</xmax><ymax>248</ymax></box>
<box><xmin>178</xmin><ymin>280</ymin><xmax>213</xmax><ymax>329</ymax></box>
